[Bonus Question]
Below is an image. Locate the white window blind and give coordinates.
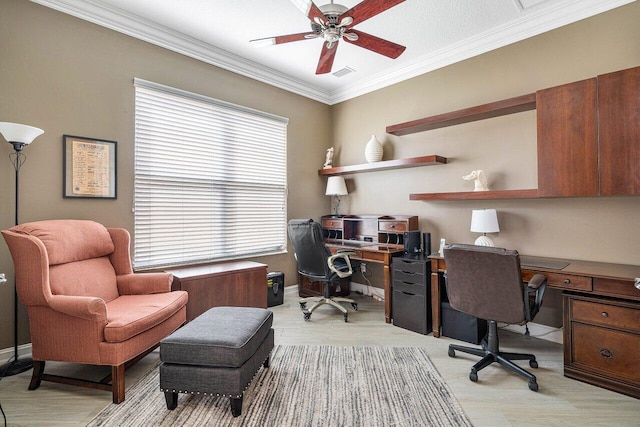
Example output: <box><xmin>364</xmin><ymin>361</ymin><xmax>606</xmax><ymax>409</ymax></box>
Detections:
<box><xmin>133</xmin><ymin>79</ymin><xmax>288</xmax><ymax>269</ymax></box>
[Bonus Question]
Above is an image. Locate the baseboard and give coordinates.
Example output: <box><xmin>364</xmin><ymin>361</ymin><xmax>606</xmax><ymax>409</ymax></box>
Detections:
<box><xmin>350</xmin><ymin>282</ymin><xmax>385</xmax><ymax>301</ymax></box>
<box><xmin>0</xmin><ymin>343</ymin><xmax>33</xmax><ymax>361</ymax></box>
<box><xmin>501</xmin><ymin>323</ymin><xmax>563</xmax><ymax>344</ymax></box>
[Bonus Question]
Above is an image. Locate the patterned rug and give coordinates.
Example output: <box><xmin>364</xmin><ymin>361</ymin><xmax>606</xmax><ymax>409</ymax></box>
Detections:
<box><xmin>87</xmin><ymin>346</ymin><xmax>471</xmax><ymax>427</ymax></box>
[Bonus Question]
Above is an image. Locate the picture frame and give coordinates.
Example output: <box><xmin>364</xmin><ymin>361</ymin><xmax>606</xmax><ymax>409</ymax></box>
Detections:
<box><xmin>63</xmin><ymin>135</ymin><xmax>117</xmax><ymax>199</ymax></box>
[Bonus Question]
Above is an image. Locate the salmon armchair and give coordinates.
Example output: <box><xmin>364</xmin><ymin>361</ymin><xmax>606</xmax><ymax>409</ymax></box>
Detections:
<box><xmin>1</xmin><ymin>219</ymin><xmax>188</xmax><ymax>403</ymax></box>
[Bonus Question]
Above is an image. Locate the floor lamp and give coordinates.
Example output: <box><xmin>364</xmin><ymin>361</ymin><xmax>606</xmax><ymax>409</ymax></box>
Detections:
<box><xmin>0</xmin><ymin>122</ymin><xmax>44</xmax><ymax>376</ymax></box>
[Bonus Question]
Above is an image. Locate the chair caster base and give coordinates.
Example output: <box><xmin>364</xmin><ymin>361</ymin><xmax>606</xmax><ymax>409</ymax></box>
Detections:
<box><xmin>299</xmin><ymin>302</ymin><xmax>307</xmax><ymax>310</ymax></box>
<box><xmin>528</xmin><ymin>380</ymin><xmax>538</xmax><ymax>392</ymax></box>
<box><xmin>344</xmin><ymin>313</ymin><xmax>348</xmax><ymax>322</ymax></box>
<box><xmin>469</xmin><ymin>370</ymin><xmax>478</xmax><ymax>382</ymax></box>
<box><xmin>351</xmin><ymin>302</ymin><xmax>358</xmax><ymax>311</ymax></box>
<box><xmin>303</xmin><ymin>311</ymin><xmax>311</xmax><ymax>321</ymax></box>
<box><xmin>529</xmin><ymin>359</ymin><xmax>538</xmax><ymax>369</ymax></box>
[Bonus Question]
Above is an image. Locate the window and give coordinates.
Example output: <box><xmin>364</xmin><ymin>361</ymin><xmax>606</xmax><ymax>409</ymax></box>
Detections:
<box><xmin>133</xmin><ymin>79</ymin><xmax>288</xmax><ymax>269</ymax></box>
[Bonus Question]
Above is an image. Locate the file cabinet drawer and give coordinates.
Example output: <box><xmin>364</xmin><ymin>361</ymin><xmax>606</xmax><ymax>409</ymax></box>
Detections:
<box><xmin>393</xmin><ymin>270</ymin><xmax>425</xmax><ymax>286</ymax></box>
<box><xmin>393</xmin><ymin>280</ymin><xmax>425</xmax><ymax>296</ymax></box>
<box><xmin>571</xmin><ymin>299</ymin><xmax>640</xmax><ymax>333</ymax></box>
<box><xmin>393</xmin><ymin>258</ymin><xmax>427</xmax><ymax>275</ymax></box>
<box><xmin>571</xmin><ymin>323</ymin><xmax>640</xmax><ymax>383</ymax></box>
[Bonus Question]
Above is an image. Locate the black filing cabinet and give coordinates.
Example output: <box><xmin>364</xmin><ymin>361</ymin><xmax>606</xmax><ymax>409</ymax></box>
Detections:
<box><xmin>392</xmin><ymin>255</ymin><xmax>431</xmax><ymax>334</ymax></box>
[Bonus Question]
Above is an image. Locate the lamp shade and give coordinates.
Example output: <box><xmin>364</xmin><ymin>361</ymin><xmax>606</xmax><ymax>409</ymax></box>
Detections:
<box><xmin>0</xmin><ymin>122</ymin><xmax>44</xmax><ymax>144</ymax></box>
<box><xmin>325</xmin><ymin>176</ymin><xmax>348</xmax><ymax>196</ymax></box>
<box><xmin>470</xmin><ymin>209</ymin><xmax>500</xmax><ymax>233</ymax></box>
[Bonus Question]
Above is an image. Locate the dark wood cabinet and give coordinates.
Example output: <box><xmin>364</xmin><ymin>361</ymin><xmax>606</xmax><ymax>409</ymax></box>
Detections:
<box><xmin>167</xmin><ymin>261</ymin><xmax>267</xmax><ymax>321</ymax></box>
<box><xmin>536</xmin><ymin>78</ymin><xmax>598</xmax><ymax>197</ymax></box>
<box><xmin>321</xmin><ymin>215</ymin><xmax>418</xmax><ymax>249</ymax></box>
<box><xmin>598</xmin><ymin>66</ymin><xmax>640</xmax><ymax>195</ymax></box>
<box><xmin>564</xmin><ymin>293</ymin><xmax>640</xmax><ymax>399</ymax></box>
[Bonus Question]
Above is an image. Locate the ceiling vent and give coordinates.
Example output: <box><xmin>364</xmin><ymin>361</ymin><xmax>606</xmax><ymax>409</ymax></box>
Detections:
<box><xmin>333</xmin><ymin>67</ymin><xmax>355</xmax><ymax>78</ymax></box>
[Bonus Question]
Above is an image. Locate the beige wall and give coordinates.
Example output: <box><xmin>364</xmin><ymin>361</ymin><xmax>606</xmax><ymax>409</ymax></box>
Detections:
<box><xmin>2</xmin><ymin>0</ymin><xmax>640</xmax><ymax>349</ymax></box>
<box><xmin>331</xmin><ymin>2</ymin><xmax>640</xmax><ymax>325</ymax></box>
<box><xmin>0</xmin><ymin>0</ymin><xmax>330</xmax><ymax>349</ymax></box>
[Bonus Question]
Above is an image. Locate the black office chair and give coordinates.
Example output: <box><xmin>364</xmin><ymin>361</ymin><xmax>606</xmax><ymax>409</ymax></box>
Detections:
<box><xmin>443</xmin><ymin>244</ymin><xmax>547</xmax><ymax>391</ymax></box>
<box><xmin>287</xmin><ymin>219</ymin><xmax>358</xmax><ymax>322</ymax></box>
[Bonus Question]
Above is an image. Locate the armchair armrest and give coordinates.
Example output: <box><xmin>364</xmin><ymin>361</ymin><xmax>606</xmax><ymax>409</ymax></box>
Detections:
<box><xmin>527</xmin><ymin>273</ymin><xmax>547</xmax><ymax>290</ymax></box>
<box><xmin>48</xmin><ymin>295</ymin><xmax>107</xmax><ymax>322</ymax></box>
<box><xmin>328</xmin><ymin>251</ymin><xmax>354</xmax><ymax>278</ymax></box>
<box><xmin>117</xmin><ymin>272</ymin><xmax>173</xmax><ymax>295</ymax></box>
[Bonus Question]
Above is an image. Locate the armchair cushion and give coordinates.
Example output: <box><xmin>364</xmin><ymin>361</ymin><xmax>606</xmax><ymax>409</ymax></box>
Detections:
<box><xmin>105</xmin><ymin>292</ymin><xmax>188</xmax><ymax>343</ymax></box>
<box><xmin>13</xmin><ymin>220</ymin><xmax>114</xmax><ymax>265</ymax></box>
<box><xmin>50</xmin><ymin>257</ymin><xmax>119</xmax><ymax>303</ymax></box>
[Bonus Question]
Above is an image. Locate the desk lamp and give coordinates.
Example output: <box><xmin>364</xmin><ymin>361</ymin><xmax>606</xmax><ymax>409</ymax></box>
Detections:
<box><xmin>470</xmin><ymin>209</ymin><xmax>499</xmax><ymax>246</ymax></box>
<box><xmin>325</xmin><ymin>176</ymin><xmax>348</xmax><ymax>217</ymax></box>
<box><xmin>0</xmin><ymin>121</ymin><xmax>44</xmax><ymax>376</ymax></box>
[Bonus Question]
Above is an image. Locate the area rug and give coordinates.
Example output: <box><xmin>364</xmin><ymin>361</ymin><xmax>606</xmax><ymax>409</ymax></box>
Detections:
<box><xmin>87</xmin><ymin>345</ymin><xmax>471</xmax><ymax>427</ymax></box>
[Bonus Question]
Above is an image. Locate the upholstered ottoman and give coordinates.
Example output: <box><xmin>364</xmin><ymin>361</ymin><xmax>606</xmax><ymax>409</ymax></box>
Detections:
<box><xmin>159</xmin><ymin>306</ymin><xmax>274</xmax><ymax>417</ymax></box>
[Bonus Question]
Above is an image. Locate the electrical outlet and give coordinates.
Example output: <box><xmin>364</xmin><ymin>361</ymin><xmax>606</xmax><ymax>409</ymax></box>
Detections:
<box><xmin>360</xmin><ymin>263</ymin><xmax>367</xmax><ymax>274</ymax></box>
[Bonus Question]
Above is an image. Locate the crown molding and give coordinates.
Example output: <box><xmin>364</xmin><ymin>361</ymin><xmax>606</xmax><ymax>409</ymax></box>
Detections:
<box><xmin>29</xmin><ymin>0</ymin><xmax>332</xmax><ymax>104</ymax></box>
<box><xmin>31</xmin><ymin>0</ymin><xmax>636</xmax><ymax>106</ymax></box>
<box><xmin>327</xmin><ymin>0</ymin><xmax>636</xmax><ymax>104</ymax></box>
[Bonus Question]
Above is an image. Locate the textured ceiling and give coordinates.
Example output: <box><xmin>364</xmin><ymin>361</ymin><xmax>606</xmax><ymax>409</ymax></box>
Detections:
<box><xmin>32</xmin><ymin>0</ymin><xmax>635</xmax><ymax>104</ymax></box>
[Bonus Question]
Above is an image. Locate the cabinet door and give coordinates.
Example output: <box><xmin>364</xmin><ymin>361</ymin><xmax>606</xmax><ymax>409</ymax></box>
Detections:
<box><xmin>536</xmin><ymin>78</ymin><xmax>598</xmax><ymax>197</ymax></box>
<box><xmin>598</xmin><ymin>66</ymin><xmax>640</xmax><ymax>195</ymax></box>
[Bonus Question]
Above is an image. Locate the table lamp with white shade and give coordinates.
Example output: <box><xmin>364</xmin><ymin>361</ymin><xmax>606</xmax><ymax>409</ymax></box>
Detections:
<box><xmin>470</xmin><ymin>209</ymin><xmax>500</xmax><ymax>246</ymax></box>
<box><xmin>325</xmin><ymin>176</ymin><xmax>348</xmax><ymax>217</ymax></box>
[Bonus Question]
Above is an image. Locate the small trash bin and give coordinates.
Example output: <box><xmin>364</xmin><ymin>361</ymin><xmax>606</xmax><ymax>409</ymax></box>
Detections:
<box><xmin>267</xmin><ymin>271</ymin><xmax>284</xmax><ymax>307</ymax></box>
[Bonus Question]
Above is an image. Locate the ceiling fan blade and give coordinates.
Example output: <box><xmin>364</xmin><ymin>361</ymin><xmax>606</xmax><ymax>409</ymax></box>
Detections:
<box><xmin>290</xmin><ymin>0</ymin><xmax>327</xmax><ymax>25</ymax></box>
<box><xmin>341</xmin><ymin>0</ymin><xmax>406</xmax><ymax>26</ymax></box>
<box><xmin>343</xmin><ymin>29</ymin><xmax>405</xmax><ymax>59</ymax></box>
<box><xmin>316</xmin><ymin>41</ymin><xmax>339</xmax><ymax>75</ymax></box>
<box><xmin>250</xmin><ymin>32</ymin><xmax>318</xmax><ymax>47</ymax></box>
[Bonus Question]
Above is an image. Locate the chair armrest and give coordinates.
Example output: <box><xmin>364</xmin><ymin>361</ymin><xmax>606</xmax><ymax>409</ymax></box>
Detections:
<box><xmin>117</xmin><ymin>272</ymin><xmax>173</xmax><ymax>295</ymax></box>
<box><xmin>527</xmin><ymin>273</ymin><xmax>547</xmax><ymax>290</ymax></box>
<box><xmin>524</xmin><ymin>274</ymin><xmax>547</xmax><ymax>322</ymax></box>
<box><xmin>48</xmin><ymin>295</ymin><xmax>107</xmax><ymax>322</ymax></box>
<box><xmin>328</xmin><ymin>252</ymin><xmax>354</xmax><ymax>278</ymax></box>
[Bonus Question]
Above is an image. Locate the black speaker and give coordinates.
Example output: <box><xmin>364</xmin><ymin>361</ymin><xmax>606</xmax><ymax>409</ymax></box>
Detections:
<box><xmin>422</xmin><ymin>232</ymin><xmax>431</xmax><ymax>255</ymax></box>
<box><xmin>403</xmin><ymin>230</ymin><xmax>421</xmax><ymax>254</ymax></box>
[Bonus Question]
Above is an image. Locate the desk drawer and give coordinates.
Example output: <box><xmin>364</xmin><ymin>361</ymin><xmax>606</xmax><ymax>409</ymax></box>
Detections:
<box><xmin>571</xmin><ymin>299</ymin><xmax>640</xmax><ymax>333</ymax></box>
<box><xmin>322</xmin><ymin>218</ymin><xmax>343</xmax><ymax>229</ymax></box>
<box><xmin>593</xmin><ymin>278</ymin><xmax>640</xmax><ymax>302</ymax></box>
<box><xmin>571</xmin><ymin>323</ymin><xmax>640</xmax><ymax>383</ymax></box>
<box><xmin>393</xmin><ymin>258</ymin><xmax>427</xmax><ymax>275</ymax></box>
<box><xmin>379</xmin><ymin>221</ymin><xmax>408</xmax><ymax>232</ymax></box>
<box><xmin>393</xmin><ymin>270</ymin><xmax>425</xmax><ymax>285</ymax></box>
<box><xmin>393</xmin><ymin>280</ymin><xmax>425</xmax><ymax>296</ymax></box>
<box><xmin>545</xmin><ymin>272</ymin><xmax>592</xmax><ymax>291</ymax></box>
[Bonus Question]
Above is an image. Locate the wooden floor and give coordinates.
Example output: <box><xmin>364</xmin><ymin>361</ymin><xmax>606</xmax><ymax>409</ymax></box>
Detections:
<box><xmin>1</xmin><ymin>286</ymin><xmax>638</xmax><ymax>426</ymax></box>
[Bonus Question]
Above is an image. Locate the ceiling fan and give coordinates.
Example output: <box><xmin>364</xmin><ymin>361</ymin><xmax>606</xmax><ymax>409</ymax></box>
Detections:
<box><xmin>250</xmin><ymin>0</ymin><xmax>407</xmax><ymax>75</ymax></box>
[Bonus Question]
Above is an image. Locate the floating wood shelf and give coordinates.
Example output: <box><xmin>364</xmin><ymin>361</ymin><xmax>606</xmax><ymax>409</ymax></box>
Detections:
<box><xmin>386</xmin><ymin>93</ymin><xmax>537</xmax><ymax>136</ymax></box>
<box><xmin>409</xmin><ymin>189</ymin><xmax>539</xmax><ymax>200</ymax></box>
<box><xmin>318</xmin><ymin>155</ymin><xmax>447</xmax><ymax>176</ymax></box>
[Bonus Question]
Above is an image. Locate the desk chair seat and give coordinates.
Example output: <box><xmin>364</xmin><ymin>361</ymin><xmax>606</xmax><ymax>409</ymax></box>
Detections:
<box><xmin>443</xmin><ymin>244</ymin><xmax>547</xmax><ymax>391</ymax></box>
<box><xmin>288</xmin><ymin>219</ymin><xmax>358</xmax><ymax>322</ymax></box>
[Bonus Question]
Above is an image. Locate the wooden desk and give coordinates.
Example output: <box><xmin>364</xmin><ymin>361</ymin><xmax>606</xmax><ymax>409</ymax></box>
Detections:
<box><xmin>326</xmin><ymin>242</ymin><xmax>403</xmax><ymax>323</ymax></box>
<box><xmin>429</xmin><ymin>253</ymin><xmax>640</xmax><ymax>399</ymax></box>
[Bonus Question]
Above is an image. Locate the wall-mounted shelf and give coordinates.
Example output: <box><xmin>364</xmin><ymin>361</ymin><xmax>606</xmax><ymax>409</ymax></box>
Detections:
<box><xmin>386</xmin><ymin>93</ymin><xmax>537</xmax><ymax>136</ymax></box>
<box><xmin>318</xmin><ymin>155</ymin><xmax>447</xmax><ymax>176</ymax></box>
<box><xmin>409</xmin><ymin>189</ymin><xmax>539</xmax><ymax>200</ymax></box>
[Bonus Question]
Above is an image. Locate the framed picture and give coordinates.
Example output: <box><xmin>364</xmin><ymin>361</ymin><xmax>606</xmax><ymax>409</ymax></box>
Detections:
<box><xmin>63</xmin><ymin>135</ymin><xmax>117</xmax><ymax>199</ymax></box>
